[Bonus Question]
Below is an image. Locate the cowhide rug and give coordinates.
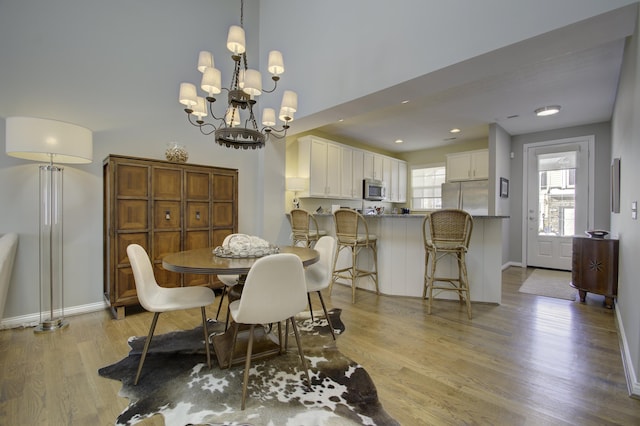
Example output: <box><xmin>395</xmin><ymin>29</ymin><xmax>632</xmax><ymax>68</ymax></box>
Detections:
<box><xmin>99</xmin><ymin>309</ymin><xmax>399</xmax><ymax>426</ymax></box>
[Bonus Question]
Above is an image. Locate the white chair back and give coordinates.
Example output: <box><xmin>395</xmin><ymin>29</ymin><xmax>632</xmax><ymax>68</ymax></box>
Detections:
<box><xmin>234</xmin><ymin>253</ymin><xmax>306</xmax><ymax>325</ymax></box>
<box><xmin>305</xmin><ymin>236</ymin><xmax>336</xmax><ymax>291</ymax></box>
<box><xmin>126</xmin><ymin>244</ymin><xmax>161</xmax><ymax>312</ymax></box>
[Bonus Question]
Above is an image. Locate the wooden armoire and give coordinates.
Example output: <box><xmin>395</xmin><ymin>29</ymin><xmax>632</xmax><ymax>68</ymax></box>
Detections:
<box><xmin>103</xmin><ymin>155</ymin><xmax>238</xmax><ymax>319</ymax></box>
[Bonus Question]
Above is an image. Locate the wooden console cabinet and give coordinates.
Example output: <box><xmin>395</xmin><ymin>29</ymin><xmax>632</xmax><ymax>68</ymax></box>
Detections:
<box><xmin>103</xmin><ymin>155</ymin><xmax>238</xmax><ymax>319</ymax></box>
<box><xmin>571</xmin><ymin>236</ymin><xmax>619</xmax><ymax>308</ymax></box>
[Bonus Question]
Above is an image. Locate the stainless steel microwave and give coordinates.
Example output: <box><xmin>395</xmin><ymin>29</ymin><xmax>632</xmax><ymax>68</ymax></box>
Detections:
<box><xmin>363</xmin><ymin>179</ymin><xmax>386</xmax><ymax>201</ymax></box>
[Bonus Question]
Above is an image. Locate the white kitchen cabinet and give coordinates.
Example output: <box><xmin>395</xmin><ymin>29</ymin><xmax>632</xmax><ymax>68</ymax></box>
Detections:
<box><xmin>397</xmin><ymin>161</ymin><xmax>407</xmax><ymax>202</ymax></box>
<box><xmin>382</xmin><ymin>157</ymin><xmax>392</xmax><ymax>198</ymax></box>
<box><xmin>446</xmin><ymin>149</ymin><xmax>489</xmax><ymax>181</ymax></box>
<box><xmin>297</xmin><ymin>135</ymin><xmax>405</xmax><ymax>201</ymax></box>
<box><xmin>351</xmin><ymin>149</ymin><xmax>364</xmax><ymax>199</ymax></box>
<box><xmin>387</xmin><ymin>159</ymin><xmax>408</xmax><ymax>202</ymax></box>
<box><xmin>363</xmin><ymin>152</ymin><xmax>384</xmax><ymax>180</ymax></box>
<box><xmin>298</xmin><ymin>136</ymin><xmax>342</xmax><ymax>197</ymax></box>
<box><xmin>340</xmin><ymin>147</ymin><xmax>354</xmax><ymax>198</ymax></box>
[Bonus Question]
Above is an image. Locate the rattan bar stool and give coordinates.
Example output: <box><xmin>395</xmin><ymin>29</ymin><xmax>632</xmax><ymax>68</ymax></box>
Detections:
<box><xmin>290</xmin><ymin>208</ymin><xmax>327</xmax><ymax>247</ymax></box>
<box><xmin>330</xmin><ymin>209</ymin><xmax>379</xmax><ymax>303</ymax></box>
<box><xmin>422</xmin><ymin>209</ymin><xmax>474</xmax><ymax>319</ymax></box>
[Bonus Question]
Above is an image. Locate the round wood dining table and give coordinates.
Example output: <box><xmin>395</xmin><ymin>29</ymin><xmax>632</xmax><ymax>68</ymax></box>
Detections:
<box><xmin>162</xmin><ymin>245</ymin><xmax>320</xmax><ymax>369</ymax></box>
<box><xmin>162</xmin><ymin>245</ymin><xmax>319</xmax><ymax>276</ymax></box>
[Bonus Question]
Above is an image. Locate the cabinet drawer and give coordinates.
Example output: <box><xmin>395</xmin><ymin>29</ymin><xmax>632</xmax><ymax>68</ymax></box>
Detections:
<box><xmin>117</xmin><ymin>233</ymin><xmax>148</xmax><ymax>265</ymax></box>
<box><xmin>153</xmin><ymin>231</ymin><xmax>181</xmax><ymax>260</ymax></box>
<box><xmin>153</xmin><ymin>168</ymin><xmax>182</xmax><ymax>198</ymax></box>
<box><xmin>186</xmin><ymin>202</ymin><xmax>210</xmax><ymax>228</ymax></box>
<box><xmin>154</xmin><ymin>201</ymin><xmax>181</xmax><ymax>229</ymax></box>
<box><xmin>117</xmin><ymin>164</ymin><xmax>148</xmax><ymax>197</ymax></box>
<box><xmin>213</xmin><ymin>174</ymin><xmax>235</xmax><ymax>200</ymax></box>
<box><xmin>213</xmin><ymin>202</ymin><xmax>234</xmax><ymax>227</ymax></box>
<box><xmin>117</xmin><ymin>200</ymin><xmax>148</xmax><ymax>230</ymax></box>
<box><xmin>186</xmin><ymin>171</ymin><xmax>210</xmax><ymax>200</ymax></box>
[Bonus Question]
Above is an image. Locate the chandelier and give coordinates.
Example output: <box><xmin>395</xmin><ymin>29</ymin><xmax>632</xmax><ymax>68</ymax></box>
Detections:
<box><xmin>178</xmin><ymin>0</ymin><xmax>297</xmax><ymax>150</ymax></box>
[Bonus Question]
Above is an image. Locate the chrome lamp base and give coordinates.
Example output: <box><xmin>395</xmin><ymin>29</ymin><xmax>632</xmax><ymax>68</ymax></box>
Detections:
<box><xmin>34</xmin><ymin>318</ymin><xmax>69</xmax><ymax>334</ymax></box>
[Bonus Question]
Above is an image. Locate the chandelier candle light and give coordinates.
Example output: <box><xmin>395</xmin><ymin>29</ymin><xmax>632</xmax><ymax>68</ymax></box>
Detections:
<box><xmin>179</xmin><ymin>0</ymin><xmax>297</xmax><ymax>150</ymax></box>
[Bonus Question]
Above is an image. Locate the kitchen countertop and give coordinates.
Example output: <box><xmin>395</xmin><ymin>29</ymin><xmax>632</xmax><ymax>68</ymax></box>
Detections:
<box><xmin>290</xmin><ymin>212</ymin><xmax>509</xmax><ymax>219</ymax></box>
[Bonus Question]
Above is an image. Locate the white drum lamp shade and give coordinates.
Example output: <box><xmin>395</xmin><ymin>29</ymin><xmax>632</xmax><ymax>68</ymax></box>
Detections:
<box><xmin>6</xmin><ymin>117</ymin><xmax>93</xmax><ymax>164</ymax></box>
<box><xmin>286</xmin><ymin>177</ymin><xmax>307</xmax><ymax>192</ymax></box>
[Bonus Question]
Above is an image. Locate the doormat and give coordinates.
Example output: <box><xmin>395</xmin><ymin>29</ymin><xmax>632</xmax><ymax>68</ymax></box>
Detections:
<box><xmin>98</xmin><ymin>309</ymin><xmax>399</xmax><ymax>426</ymax></box>
<box><xmin>519</xmin><ymin>268</ymin><xmax>576</xmax><ymax>300</ymax></box>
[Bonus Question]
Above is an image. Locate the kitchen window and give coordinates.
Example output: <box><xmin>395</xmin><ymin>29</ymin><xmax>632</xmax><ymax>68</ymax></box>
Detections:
<box><xmin>411</xmin><ymin>164</ymin><xmax>446</xmax><ymax>210</ymax></box>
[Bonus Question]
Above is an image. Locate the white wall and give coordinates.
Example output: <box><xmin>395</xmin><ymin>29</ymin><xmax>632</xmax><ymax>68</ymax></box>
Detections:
<box><xmin>611</xmin><ymin>5</ymin><xmax>640</xmax><ymax>394</ymax></box>
<box><xmin>0</xmin><ymin>0</ymin><xmax>273</xmax><ymax>321</ymax></box>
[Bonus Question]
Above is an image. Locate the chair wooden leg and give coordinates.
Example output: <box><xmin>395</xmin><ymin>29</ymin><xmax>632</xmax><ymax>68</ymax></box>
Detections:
<box><xmin>277</xmin><ymin>321</ymin><xmax>284</xmax><ymax>354</ymax></box>
<box><xmin>460</xmin><ymin>252</ymin><xmax>472</xmax><ymax>319</ymax></box>
<box><xmin>241</xmin><ymin>324</ymin><xmax>255</xmax><ymax>410</ymax></box>
<box><xmin>307</xmin><ymin>293</ymin><xmax>314</xmax><ymax>322</ymax></box>
<box><xmin>423</xmin><ymin>251</ymin><xmax>430</xmax><ymax>299</ymax></box>
<box><xmin>316</xmin><ymin>291</ymin><xmax>335</xmax><ymax>340</ymax></box>
<box><xmin>351</xmin><ymin>246</ymin><xmax>357</xmax><ymax>304</ymax></box>
<box><xmin>215</xmin><ymin>285</ymin><xmax>227</xmax><ymax>320</ymax></box>
<box><xmin>329</xmin><ymin>245</ymin><xmax>342</xmax><ymax>294</ymax></box>
<box><xmin>284</xmin><ymin>319</ymin><xmax>290</xmax><ymax>350</ymax></box>
<box><xmin>201</xmin><ymin>307</ymin><xmax>211</xmax><ymax>368</ymax></box>
<box><xmin>371</xmin><ymin>244</ymin><xmax>380</xmax><ymax>295</ymax></box>
<box><xmin>134</xmin><ymin>312</ymin><xmax>160</xmax><ymax>385</ymax></box>
<box><xmin>427</xmin><ymin>251</ymin><xmax>437</xmax><ymax>315</ymax></box>
<box><xmin>289</xmin><ymin>317</ymin><xmax>311</xmax><ymax>389</ymax></box>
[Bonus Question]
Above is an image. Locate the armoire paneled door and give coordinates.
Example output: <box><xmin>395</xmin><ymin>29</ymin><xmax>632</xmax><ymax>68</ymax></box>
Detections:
<box><xmin>103</xmin><ymin>155</ymin><xmax>238</xmax><ymax>319</ymax></box>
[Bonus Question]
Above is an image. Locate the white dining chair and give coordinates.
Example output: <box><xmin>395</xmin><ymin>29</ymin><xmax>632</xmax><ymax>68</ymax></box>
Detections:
<box><xmin>305</xmin><ymin>235</ymin><xmax>337</xmax><ymax>340</ymax></box>
<box><xmin>126</xmin><ymin>244</ymin><xmax>216</xmax><ymax>385</ymax></box>
<box><xmin>215</xmin><ymin>234</ymin><xmax>240</xmax><ymax>327</ymax></box>
<box><xmin>228</xmin><ymin>253</ymin><xmax>311</xmax><ymax>410</ymax></box>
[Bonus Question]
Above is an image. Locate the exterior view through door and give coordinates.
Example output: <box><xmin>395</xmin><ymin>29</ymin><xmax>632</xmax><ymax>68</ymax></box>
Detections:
<box><xmin>525</xmin><ymin>137</ymin><xmax>593</xmax><ymax>271</ymax></box>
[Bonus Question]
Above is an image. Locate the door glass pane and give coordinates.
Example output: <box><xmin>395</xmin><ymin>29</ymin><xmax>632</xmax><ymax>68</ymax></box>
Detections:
<box><xmin>537</xmin><ymin>151</ymin><xmax>576</xmax><ymax>236</ymax></box>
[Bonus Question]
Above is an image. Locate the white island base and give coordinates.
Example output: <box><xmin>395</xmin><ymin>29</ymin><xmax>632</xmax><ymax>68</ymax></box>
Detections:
<box><xmin>327</xmin><ymin>215</ymin><xmax>505</xmax><ymax>304</ymax></box>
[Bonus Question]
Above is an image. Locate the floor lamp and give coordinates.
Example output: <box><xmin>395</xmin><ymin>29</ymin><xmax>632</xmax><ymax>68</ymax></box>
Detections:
<box><xmin>5</xmin><ymin>117</ymin><xmax>92</xmax><ymax>333</ymax></box>
<box><xmin>286</xmin><ymin>177</ymin><xmax>306</xmax><ymax>209</ymax></box>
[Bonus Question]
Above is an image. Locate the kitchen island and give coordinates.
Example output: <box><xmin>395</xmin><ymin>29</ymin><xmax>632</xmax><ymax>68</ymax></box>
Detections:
<box><xmin>297</xmin><ymin>213</ymin><xmax>508</xmax><ymax>304</ymax></box>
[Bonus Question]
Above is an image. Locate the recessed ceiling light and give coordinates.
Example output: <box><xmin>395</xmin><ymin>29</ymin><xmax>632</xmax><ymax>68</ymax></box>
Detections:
<box><xmin>401</xmin><ymin>100</ymin><xmax>409</xmax><ymax>104</ymax></box>
<box><xmin>450</xmin><ymin>128</ymin><xmax>461</xmax><ymax>134</ymax></box>
<box><xmin>338</xmin><ymin>118</ymin><xmax>344</xmax><ymax>122</ymax></box>
<box><xmin>535</xmin><ymin>105</ymin><xmax>561</xmax><ymax>116</ymax></box>
<box><xmin>394</xmin><ymin>139</ymin><xmax>404</xmax><ymax>144</ymax></box>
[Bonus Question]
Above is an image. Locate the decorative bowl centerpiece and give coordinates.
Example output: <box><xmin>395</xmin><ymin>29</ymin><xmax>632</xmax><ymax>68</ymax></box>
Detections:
<box><xmin>165</xmin><ymin>143</ymin><xmax>188</xmax><ymax>163</ymax></box>
<box><xmin>585</xmin><ymin>229</ymin><xmax>609</xmax><ymax>239</ymax></box>
<box><xmin>213</xmin><ymin>234</ymin><xmax>279</xmax><ymax>258</ymax></box>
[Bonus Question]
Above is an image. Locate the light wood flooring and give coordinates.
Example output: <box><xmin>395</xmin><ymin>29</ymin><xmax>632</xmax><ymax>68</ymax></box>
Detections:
<box><xmin>1</xmin><ymin>266</ymin><xmax>639</xmax><ymax>425</ymax></box>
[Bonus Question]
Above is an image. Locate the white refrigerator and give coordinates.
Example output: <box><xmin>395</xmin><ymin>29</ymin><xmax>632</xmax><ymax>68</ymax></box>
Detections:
<box><xmin>441</xmin><ymin>180</ymin><xmax>489</xmax><ymax>215</ymax></box>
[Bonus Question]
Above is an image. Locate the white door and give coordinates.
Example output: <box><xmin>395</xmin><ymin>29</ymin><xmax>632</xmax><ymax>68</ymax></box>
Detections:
<box><xmin>525</xmin><ymin>138</ymin><xmax>592</xmax><ymax>270</ymax></box>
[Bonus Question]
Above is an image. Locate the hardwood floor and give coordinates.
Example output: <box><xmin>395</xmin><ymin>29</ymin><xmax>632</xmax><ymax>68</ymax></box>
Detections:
<box><xmin>1</xmin><ymin>266</ymin><xmax>639</xmax><ymax>425</ymax></box>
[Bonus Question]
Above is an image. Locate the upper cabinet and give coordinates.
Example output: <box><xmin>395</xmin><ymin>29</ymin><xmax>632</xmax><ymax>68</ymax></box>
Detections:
<box><xmin>297</xmin><ymin>135</ymin><xmax>407</xmax><ymax>202</ymax></box>
<box><xmin>446</xmin><ymin>149</ymin><xmax>489</xmax><ymax>181</ymax></box>
<box><xmin>363</xmin><ymin>152</ymin><xmax>384</xmax><ymax>180</ymax></box>
<box><xmin>298</xmin><ymin>136</ymin><xmax>341</xmax><ymax>197</ymax></box>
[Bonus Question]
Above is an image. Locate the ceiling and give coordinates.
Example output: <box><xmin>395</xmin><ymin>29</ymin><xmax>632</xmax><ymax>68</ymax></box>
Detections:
<box><xmin>291</xmin><ymin>6</ymin><xmax>637</xmax><ymax>154</ymax></box>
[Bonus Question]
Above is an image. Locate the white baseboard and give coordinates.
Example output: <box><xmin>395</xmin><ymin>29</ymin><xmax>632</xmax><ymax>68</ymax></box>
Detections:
<box><xmin>0</xmin><ymin>301</ymin><xmax>109</xmax><ymax>330</ymax></box>
<box><xmin>615</xmin><ymin>302</ymin><xmax>640</xmax><ymax>398</ymax></box>
<box><xmin>502</xmin><ymin>261</ymin><xmax>523</xmax><ymax>270</ymax></box>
